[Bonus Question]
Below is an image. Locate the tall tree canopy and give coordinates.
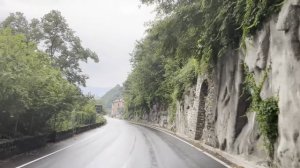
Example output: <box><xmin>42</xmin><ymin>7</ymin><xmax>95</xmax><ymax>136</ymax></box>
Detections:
<box><xmin>1</xmin><ymin>10</ymin><xmax>99</xmax><ymax>86</ymax></box>
<box><xmin>0</xmin><ymin>11</ymin><xmax>103</xmax><ymax>138</ymax></box>
<box><xmin>0</xmin><ymin>29</ymin><xmax>79</xmax><ymax>136</ymax></box>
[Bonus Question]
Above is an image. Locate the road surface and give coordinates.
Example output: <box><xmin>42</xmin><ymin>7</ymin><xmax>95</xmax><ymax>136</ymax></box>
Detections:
<box><xmin>0</xmin><ymin>118</ymin><xmax>226</xmax><ymax>168</ymax></box>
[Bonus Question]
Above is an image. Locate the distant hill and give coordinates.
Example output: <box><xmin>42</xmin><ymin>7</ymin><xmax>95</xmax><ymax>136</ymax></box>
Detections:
<box><xmin>98</xmin><ymin>85</ymin><xmax>123</xmax><ymax>112</ymax></box>
<box><xmin>81</xmin><ymin>86</ymin><xmax>111</xmax><ymax>98</ymax></box>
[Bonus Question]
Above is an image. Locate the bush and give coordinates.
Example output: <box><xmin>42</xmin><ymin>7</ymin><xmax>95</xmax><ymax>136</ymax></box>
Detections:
<box><xmin>244</xmin><ymin>65</ymin><xmax>279</xmax><ymax>159</ymax></box>
<box><xmin>257</xmin><ymin>97</ymin><xmax>279</xmax><ymax>159</ymax></box>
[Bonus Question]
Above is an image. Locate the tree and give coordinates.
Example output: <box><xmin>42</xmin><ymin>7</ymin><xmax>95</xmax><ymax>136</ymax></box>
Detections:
<box><xmin>1</xmin><ymin>10</ymin><xmax>99</xmax><ymax>86</ymax></box>
<box><xmin>0</xmin><ymin>12</ymin><xmax>29</xmax><ymax>38</ymax></box>
<box><xmin>0</xmin><ymin>28</ymin><xmax>85</xmax><ymax>137</ymax></box>
<box><xmin>123</xmin><ymin>0</ymin><xmax>284</xmax><ymax>121</ymax></box>
<box><xmin>41</xmin><ymin>10</ymin><xmax>99</xmax><ymax>86</ymax></box>
<box><xmin>0</xmin><ymin>12</ymin><xmax>43</xmax><ymax>43</ymax></box>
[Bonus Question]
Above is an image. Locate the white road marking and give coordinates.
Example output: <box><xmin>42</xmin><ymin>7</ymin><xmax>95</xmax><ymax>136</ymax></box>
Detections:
<box><xmin>130</xmin><ymin>122</ymin><xmax>231</xmax><ymax>168</ymax></box>
<box><xmin>16</xmin><ymin>128</ymin><xmax>105</xmax><ymax>168</ymax></box>
<box><xmin>16</xmin><ymin>143</ymin><xmax>77</xmax><ymax>168</ymax></box>
<box><xmin>16</xmin><ymin>120</ymin><xmax>231</xmax><ymax>168</ymax></box>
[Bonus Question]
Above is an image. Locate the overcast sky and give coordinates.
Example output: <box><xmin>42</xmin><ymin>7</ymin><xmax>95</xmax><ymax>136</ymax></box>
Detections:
<box><xmin>0</xmin><ymin>0</ymin><xmax>155</xmax><ymax>96</ymax></box>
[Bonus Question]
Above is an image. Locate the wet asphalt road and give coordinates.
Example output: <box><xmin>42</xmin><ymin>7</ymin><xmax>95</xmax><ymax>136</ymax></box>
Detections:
<box><xmin>0</xmin><ymin>117</ymin><xmax>226</xmax><ymax>168</ymax></box>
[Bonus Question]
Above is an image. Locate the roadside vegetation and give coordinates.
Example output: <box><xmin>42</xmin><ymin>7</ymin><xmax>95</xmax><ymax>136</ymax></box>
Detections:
<box><xmin>123</xmin><ymin>0</ymin><xmax>283</xmax><ymax>157</ymax></box>
<box><xmin>0</xmin><ymin>11</ymin><xmax>104</xmax><ymax>139</ymax></box>
<box><xmin>244</xmin><ymin>65</ymin><xmax>279</xmax><ymax>159</ymax></box>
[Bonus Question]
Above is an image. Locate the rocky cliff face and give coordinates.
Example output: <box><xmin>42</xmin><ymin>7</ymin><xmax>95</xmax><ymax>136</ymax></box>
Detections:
<box><xmin>268</xmin><ymin>1</ymin><xmax>300</xmax><ymax>167</ymax></box>
<box><xmin>164</xmin><ymin>1</ymin><xmax>299</xmax><ymax>167</ymax></box>
<box><xmin>144</xmin><ymin>0</ymin><xmax>300</xmax><ymax>167</ymax></box>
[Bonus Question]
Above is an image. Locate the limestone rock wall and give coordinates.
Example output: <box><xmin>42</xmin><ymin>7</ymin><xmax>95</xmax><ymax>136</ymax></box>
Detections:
<box><xmin>173</xmin><ymin>0</ymin><xmax>300</xmax><ymax>167</ymax></box>
<box><xmin>143</xmin><ymin>1</ymin><xmax>300</xmax><ymax>167</ymax></box>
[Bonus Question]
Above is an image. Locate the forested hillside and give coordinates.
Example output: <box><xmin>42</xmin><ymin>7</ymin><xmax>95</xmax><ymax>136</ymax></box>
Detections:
<box><xmin>99</xmin><ymin>85</ymin><xmax>123</xmax><ymax>112</ymax></box>
<box><xmin>0</xmin><ymin>11</ymin><xmax>102</xmax><ymax>139</ymax></box>
<box><xmin>124</xmin><ymin>0</ymin><xmax>283</xmax><ymax>119</ymax></box>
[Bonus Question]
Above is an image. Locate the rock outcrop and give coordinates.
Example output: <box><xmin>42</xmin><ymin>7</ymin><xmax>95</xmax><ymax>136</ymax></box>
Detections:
<box><xmin>144</xmin><ymin>0</ymin><xmax>300</xmax><ymax>167</ymax></box>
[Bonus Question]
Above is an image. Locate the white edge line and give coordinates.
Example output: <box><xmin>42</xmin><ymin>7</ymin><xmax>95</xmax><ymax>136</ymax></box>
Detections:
<box><xmin>130</xmin><ymin>122</ymin><xmax>231</xmax><ymax>168</ymax></box>
<box><xmin>16</xmin><ymin>143</ymin><xmax>76</xmax><ymax>168</ymax></box>
<box><xmin>16</xmin><ymin>128</ymin><xmax>104</xmax><ymax>168</ymax></box>
<box><xmin>17</xmin><ymin>122</ymin><xmax>231</xmax><ymax>168</ymax></box>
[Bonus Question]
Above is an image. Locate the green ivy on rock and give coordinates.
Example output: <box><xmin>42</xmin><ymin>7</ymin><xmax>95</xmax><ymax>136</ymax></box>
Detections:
<box><xmin>124</xmin><ymin>0</ymin><xmax>284</xmax><ymax>127</ymax></box>
<box><xmin>243</xmin><ymin>65</ymin><xmax>279</xmax><ymax>160</ymax></box>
